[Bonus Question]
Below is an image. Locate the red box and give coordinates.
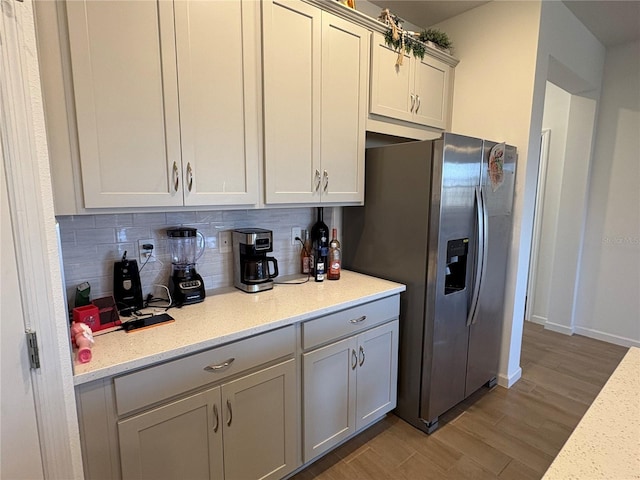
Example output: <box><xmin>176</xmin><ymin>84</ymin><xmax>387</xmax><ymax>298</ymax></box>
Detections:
<box><xmin>72</xmin><ymin>304</ymin><xmax>100</xmax><ymax>331</ymax></box>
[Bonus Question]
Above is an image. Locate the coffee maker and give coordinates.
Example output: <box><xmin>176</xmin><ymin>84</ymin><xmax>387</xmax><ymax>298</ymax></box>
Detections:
<box><xmin>167</xmin><ymin>227</ymin><xmax>206</xmax><ymax>306</ymax></box>
<box><xmin>232</xmin><ymin>228</ymin><xmax>279</xmax><ymax>293</ymax></box>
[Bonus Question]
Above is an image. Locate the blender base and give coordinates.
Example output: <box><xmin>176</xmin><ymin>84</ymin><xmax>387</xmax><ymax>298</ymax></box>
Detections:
<box><xmin>170</xmin><ymin>274</ymin><xmax>206</xmax><ymax>306</ymax></box>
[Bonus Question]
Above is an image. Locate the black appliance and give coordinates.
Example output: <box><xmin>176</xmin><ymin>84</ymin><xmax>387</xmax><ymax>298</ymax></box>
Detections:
<box><xmin>167</xmin><ymin>227</ymin><xmax>206</xmax><ymax>306</ymax></box>
<box><xmin>232</xmin><ymin>228</ymin><xmax>279</xmax><ymax>293</ymax></box>
<box><xmin>113</xmin><ymin>251</ymin><xmax>143</xmax><ymax>315</ymax></box>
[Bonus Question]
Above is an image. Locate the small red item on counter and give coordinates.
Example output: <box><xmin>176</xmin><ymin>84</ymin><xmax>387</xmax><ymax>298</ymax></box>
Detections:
<box><xmin>71</xmin><ymin>322</ymin><xmax>94</xmax><ymax>363</ymax></box>
<box><xmin>72</xmin><ymin>304</ymin><xmax>100</xmax><ymax>331</ymax></box>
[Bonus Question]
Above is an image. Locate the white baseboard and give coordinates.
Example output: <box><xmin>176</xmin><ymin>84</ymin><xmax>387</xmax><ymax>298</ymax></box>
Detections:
<box><xmin>544</xmin><ymin>321</ymin><xmax>575</xmax><ymax>336</ymax></box>
<box><xmin>498</xmin><ymin>367</ymin><xmax>522</xmax><ymax>388</ymax></box>
<box><xmin>573</xmin><ymin>326</ymin><xmax>640</xmax><ymax>348</ymax></box>
<box><xmin>529</xmin><ymin>315</ymin><xmax>547</xmax><ymax>326</ymax></box>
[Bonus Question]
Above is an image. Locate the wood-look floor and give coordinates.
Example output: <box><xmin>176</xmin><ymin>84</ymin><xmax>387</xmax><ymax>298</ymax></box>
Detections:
<box><xmin>292</xmin><ymin>321</ymin><xmax>628</xmax><ymax>480</ymax></box>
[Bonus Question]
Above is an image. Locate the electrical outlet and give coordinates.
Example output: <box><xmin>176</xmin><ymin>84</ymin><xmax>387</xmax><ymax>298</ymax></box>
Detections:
<box><xmin>138</xmin><ymin>239</ymin><xmax>156</xmax><ymax>263</ymax></box>
<box><xmin>219</xmin><ymin>231</ymin><xmax>232</xmax><ymax>253</ymax></box>
<box><xmin>291</xmin><ymin>227</ymin><xmax>302</xmax><ymax>246</ymax></box>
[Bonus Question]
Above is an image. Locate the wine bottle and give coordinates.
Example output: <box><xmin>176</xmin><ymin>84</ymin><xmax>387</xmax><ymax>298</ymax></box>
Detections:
<box><xmin>300</xmin><ymin>229</ymin><xmax>312</xmax><ymax>275</ymax></box>
<box><xmin>328</xmin><ymin>228</ymin><xmax>341</xmax><ymax>280</ymax></box>
<box><xmin>311</xmin><ymin>207</ymin><xmax>329</xmax><ymax>282</ymax></box>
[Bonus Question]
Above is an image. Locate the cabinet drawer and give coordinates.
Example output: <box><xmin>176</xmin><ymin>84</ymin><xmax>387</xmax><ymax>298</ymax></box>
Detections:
<box><xmin>114</xmin><ymin>325</ymin><xmax>294</xmax><ymax>416</ymax></box>
<box><xmin>302</xmin><ymin>295</ymin><xmax>399</xmax><ymax>350</ymax></box>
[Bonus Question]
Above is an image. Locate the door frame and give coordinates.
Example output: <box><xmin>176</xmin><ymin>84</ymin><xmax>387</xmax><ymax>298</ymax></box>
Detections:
<box><xmin>524</xmin><ymin>128</ymin><xmax>551</xmax><ymax>323</ymax></box>
<box><xmin>0</xmin><ymin>0</ymin><xmax>83</xmax><ymax>477</ymax></box>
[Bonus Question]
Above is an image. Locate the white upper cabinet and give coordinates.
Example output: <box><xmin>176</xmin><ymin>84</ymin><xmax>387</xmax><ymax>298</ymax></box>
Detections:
<box><xmin>174</xmin><ymin>0</ymin><xmax>259</xmax><ymax>206</ymax></box>
<box><xmin>370</xmin><ymin>32</ymin><xmax>452</xmax><ymax>130</ymax></box>
<box><xmin>66</xmin><ymin>0</ymin><xmax>259</xmax><ymax>209</ymax></box>
<box><xmin>262</xmin><ymin>0</ymin><xmax>369</xmax><ymax>204</ymax></box>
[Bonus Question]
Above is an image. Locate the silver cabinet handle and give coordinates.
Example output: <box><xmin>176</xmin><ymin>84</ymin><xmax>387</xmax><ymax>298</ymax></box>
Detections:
<box><xmin>349</xmin><ymin>315</ymin><xmax>366</xmax><ymax>324</ymax></box>
<box><xmin>416</xmin><ymin>95</ymin><xmax>421</xmax><ymax>113</ymax></box>
<box><xmin>359</xmin><ymin>346</ymin><xmax>365</xmax><ymax>367</ymax></box>
<box><xmin>172</xmin><ymin>162</ymin><xmax>179</xmax><ymax>192</ymax></box>
<box><xmin>410</xmin><ymin>93</ymin><xmax>415</xmax><ymax>112</ymax></box>
<box><xmin>226</xmin><ymin>399</ymin><xmax>232</xmax><ymax>427</ymax></box>
<box><xmin>204</xmin><ymin>357</ymin><xmax>235</xmax><ymax>372</ymax></box>
<box><xmin>314</xmin><ymin>169</ymin><xmax>321</xmax><ymax>192</ymax></box>
<box><xmin>351</xmin><ymin>349</ymin><xmax>357</xmax><ymax>370</ymax></box>
<box><xmin>212</xmin><ymin>404</ymin><xmax>219</xmax><ymax>432</ymax></box>
<box><xmin>323</xmin><ymin>170</ymin><xmax>329</xmax><ymax>192</ymax></box>
<box><xmin>186</xmin><ymin>162</ymin><xmax>194</xmax><ymax>192</ymax></box>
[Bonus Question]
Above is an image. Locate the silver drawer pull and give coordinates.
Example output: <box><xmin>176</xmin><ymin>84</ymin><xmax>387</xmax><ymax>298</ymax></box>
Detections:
<box><xmin>204</xmin><ymin>357</ymin><xmax>235</xmax><ymax>372</ymax></box>
<box><xmin>349</xmin><ymin>315</ymin><xmax>366</xmax><ymax>324</ymax></box>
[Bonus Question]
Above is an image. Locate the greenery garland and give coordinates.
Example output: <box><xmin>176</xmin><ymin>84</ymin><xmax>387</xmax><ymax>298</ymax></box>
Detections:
<box><xmin>383</xmin><ymin>29</ymin><xmax>426</xmax><ymax>59</ymax></box>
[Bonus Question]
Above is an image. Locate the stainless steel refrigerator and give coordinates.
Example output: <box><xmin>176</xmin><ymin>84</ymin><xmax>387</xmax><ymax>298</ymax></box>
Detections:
<box><xmin>343</xmin><ymin>133</ymin><xmax>516</xmax><ymax>433</ymax></box>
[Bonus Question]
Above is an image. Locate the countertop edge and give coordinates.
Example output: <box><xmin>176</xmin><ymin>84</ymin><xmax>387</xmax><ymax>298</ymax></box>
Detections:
<box><xmin>72</xmin><ymin>285</ymin><xmax>405</xmax><ymax>386</ymax></box>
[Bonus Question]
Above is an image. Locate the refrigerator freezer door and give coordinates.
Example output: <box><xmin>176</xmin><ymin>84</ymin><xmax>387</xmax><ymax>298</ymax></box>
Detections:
<box><xmin>465</xmin><ymin>142</ymin><xmax>516</xmax><ymax>395</ymax></box>
<box><xmin>420</xmin><ymin>133</ymin><xmax>484</xmax><ymax>424</ymax></box>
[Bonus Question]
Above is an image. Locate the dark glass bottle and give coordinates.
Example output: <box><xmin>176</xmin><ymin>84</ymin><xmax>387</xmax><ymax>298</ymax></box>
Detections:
<box><xmin>311</xmin><ymin>207</ymin><xmax>329</xmax><ymax>282</ymax></box>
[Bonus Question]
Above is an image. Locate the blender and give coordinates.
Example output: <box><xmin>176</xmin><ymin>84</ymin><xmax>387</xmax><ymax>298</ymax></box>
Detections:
<box><xmin>167</xmin><ymin>227</ymin><xmax>206</xmax><ymax>306</ymax></box>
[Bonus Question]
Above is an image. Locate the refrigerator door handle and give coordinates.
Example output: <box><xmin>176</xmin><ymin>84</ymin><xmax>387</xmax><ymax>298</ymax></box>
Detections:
<box><xmin>472</xmin><ymin>186</ymin><xmax>490</xmax><ymax>325</ymax></box>
<box><xmin>466</xmin><ymin>186</ymin><xmax>485</xmax><ymax>327</ymax></box>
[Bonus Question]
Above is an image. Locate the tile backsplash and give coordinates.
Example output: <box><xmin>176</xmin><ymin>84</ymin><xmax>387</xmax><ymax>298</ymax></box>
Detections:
<box><xmin>58</xmin><ymin>207</ymin><xmax>334</xmax><ymax>308</ymax></box>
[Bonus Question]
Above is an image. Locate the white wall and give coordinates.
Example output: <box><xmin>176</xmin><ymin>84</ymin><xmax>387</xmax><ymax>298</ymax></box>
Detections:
<box><xmin>434</xmin><ymin>1</ymin><xmax>541</xmax><ymax>387</ymax></box>
<box><xmin>435</xmin><ymin>0</ymin><xmax>607</xmax><ymax>386</ymax></box>
<box><xmin>546</xmin><ymin>93</ymin><xmax>597</xmax><ymax>334</ymax></box>
<box><xmin>532</xmin><ymin>82</ymin><xmax>572</xmax><ymax>325</ymax></box>
<box><xmin>574</xmin><ymin>40</ymin><xmax>640</xmax><ymax>347</ymax></box>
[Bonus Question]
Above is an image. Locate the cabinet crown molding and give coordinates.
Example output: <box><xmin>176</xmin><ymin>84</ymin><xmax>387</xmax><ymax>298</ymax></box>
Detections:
<box><xmin>302</xmin><ymin>0</ymin><xmax>459</xmax><ymax>67</ymax></box>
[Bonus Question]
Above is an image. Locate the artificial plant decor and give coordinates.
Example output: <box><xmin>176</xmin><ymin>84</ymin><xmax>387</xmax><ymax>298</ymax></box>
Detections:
<box><xmin>419</xmin><ymin>28</ymin><xmax>453</xmax><ymax>51</ymax></box>
<box><xmin>378</xmin><ymin>9</ymin><xmax>452</xmax><ymax>67</ymax></box>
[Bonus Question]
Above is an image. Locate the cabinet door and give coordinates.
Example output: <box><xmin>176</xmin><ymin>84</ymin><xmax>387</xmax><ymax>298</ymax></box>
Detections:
<box><xmin>320</xmin><ymin>12</ymin><xmax>369</xmax><ymax>204</ymax></box>
<box><xmin>118</xmin><ymin>388</ymin><xmax>223</xmax><ymax>480</ymax></box>
<box><xmin>369</xmin><ymin>32</ymin><xmax>414</xmax><ymax>123</ymax></box>
<box><xmin>66</xmin><ymin>1</ymin><xmax>182</xmax><ymax>208</ymax></box>
<box><xmin>355</xmin><ymin>320</ymin><xmax>399</xmax><ymax>431</ymax></box>
<box><xmin>174</xmin><ymin>0</ymin><xmax>260</xmax><ymax>206</ymax></box>
<box><xmin>302</xmin><ymin>336</ymin><xmax>357</xmax><ymax>462</ymax></box>
<box><xmin>221</xmin><ymin>359</ymin><xmax>298</xmax><ymax>480</ymax></box>
<box><xmin>263</xmin><ymin>0</ymin><xmax>321</xmax><ymax>204</ymax></box>
<box><xmin>412</xmin><ymin>55</ymin><xmax>451</xmax><ymax>129</ymax></box>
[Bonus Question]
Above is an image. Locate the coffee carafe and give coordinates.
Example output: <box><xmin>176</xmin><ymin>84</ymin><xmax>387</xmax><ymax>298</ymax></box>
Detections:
<box><xmin>167</xmin><ymin>227</ymin><xmax>206</xmax><ymax>306</ymax></box>
<box><xmin>232</xmin><ymin>228</ymin><xmax>279</xmax><ymax>293</ymax></box>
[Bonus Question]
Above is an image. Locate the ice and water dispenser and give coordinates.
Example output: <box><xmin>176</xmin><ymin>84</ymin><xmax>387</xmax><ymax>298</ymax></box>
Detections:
<box><xmin>445</xmin><ymin>238</ymin><xmax>469</xmax><ymax>295</ymax></box>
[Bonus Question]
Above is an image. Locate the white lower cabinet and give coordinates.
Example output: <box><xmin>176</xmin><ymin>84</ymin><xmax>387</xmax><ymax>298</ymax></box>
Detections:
<box><xmin>118</xmin><ymin>359</ymin><xmax>296</xmax><ymax>480</ymax></box>
<box><xmin>302</xmin><ymin>320</ymin><xmax>399</xmax><ymax>462</ymax></box>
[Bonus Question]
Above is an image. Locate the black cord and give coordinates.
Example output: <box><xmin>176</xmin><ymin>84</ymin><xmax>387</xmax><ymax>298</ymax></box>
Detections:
<box><xmin>273</xmin><ymin>236</ymin><xmax>313</xmax><ymax>284</ymax></box>
<box><xmin>138</xmin><ymin>251</ymin><xmax>152</xmax><ymax>273</ymax></box>
<box><xmin>274</xmin><ymin>242</ymin><xmax>313</xmax><ymax>285</ymax></box>
<box><xmin>274</xmin><ymin>273</ymin><xmax>311</xmax><ymax>285</ymax></box>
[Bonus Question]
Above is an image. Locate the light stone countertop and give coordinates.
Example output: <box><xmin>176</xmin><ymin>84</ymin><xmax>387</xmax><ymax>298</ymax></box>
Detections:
<box><xmin>72</xmin><ymin>270</ymin><xmax>405</xmax><ymax>386</ymax></box>
<box><xmin>542</xmin><ymin>346</ymin><xmax>640</xmax><ymax>480</ymax></box>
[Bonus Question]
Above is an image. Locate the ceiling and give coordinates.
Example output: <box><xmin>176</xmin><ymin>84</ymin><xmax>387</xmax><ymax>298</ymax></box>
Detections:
<box><xmin>367</xmin><ymin>1</ymin><xmax>640</xmax><ymax>47</ymax></box>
